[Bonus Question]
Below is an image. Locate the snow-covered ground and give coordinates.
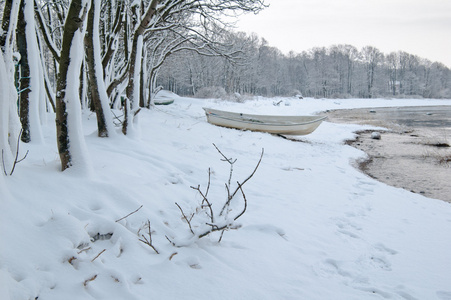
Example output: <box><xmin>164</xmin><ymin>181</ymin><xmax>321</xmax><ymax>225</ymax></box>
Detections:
<box><xmin>1</xmin><ymin>96</ymin><xmax>451</xmax><ymax>300</ymax></box>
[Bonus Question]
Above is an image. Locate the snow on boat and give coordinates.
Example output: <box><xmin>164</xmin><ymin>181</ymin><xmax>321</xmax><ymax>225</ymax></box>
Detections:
<box><xmin>153</xmin><ymin>90</ymin><xmax>177</xmax><ymax>105</ymax></box>
<box><xmin>203</xmin><ymin>107</ymin><xmax>327</xmax><ymax>135</ymax></box>
<box><xmin>153</xmin><ymin>96</ymin><xmax>174</xmax><ymax>105</ymax></box>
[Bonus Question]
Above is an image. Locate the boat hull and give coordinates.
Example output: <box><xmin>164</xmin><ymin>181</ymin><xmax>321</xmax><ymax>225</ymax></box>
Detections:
<box><xmin>203</xmin><ymin>108</ymin><xmax>326</xmax><ymax>135</ymax></box>
<box><xmin>154</xmin><ymin>97</ymin><xmax>174</xmax><ymax>105</ymax></box>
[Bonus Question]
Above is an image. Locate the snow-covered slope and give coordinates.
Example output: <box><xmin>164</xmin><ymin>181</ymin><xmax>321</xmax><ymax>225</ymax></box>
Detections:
<box><xmin>1</xmin><ymin>97</ymin><xmax>451</xmax><ymax>300</ymax></box>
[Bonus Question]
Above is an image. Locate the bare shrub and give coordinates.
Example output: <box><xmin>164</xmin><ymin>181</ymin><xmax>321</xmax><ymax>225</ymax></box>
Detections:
<box><xmin>166</xmin><ymin>144</ymin><xmax>264</xmax><ymax>246</ymax></box>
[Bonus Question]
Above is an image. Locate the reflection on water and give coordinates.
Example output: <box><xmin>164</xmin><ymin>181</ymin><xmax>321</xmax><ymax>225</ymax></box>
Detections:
<box><xmin>366</xmin><ymin>106</ymin><xmax>451</xmax><ymax>128</ymax></box>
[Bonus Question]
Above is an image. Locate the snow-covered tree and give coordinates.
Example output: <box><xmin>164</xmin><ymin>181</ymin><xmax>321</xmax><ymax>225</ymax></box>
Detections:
<box><xmin>16</xmin><ymin>0</ymin><xmax>45</xmax><ymax>143</ymax></box>
<box><xmin>85</xmin><ymin>0</ymin><xmax>115</xmax><ymax>138</ymax></box>
<box><xmin>55</xmin><ymin>0</ymin><xmax>91</xmax><ymax>172</ymax></box>
<box><xmin>122</xmin><ymin>0</ymin><xmax>267</xmax><ymax>134</ymax></box>
<box><xmin>0</xmin><ymin>0</ymin><xmax>22</xmax><ymax>174</ymax></box>
<box><xmin>361</xmin><ymin>46</ymin><xmax>383</xmax><ymax>98</ymax></box>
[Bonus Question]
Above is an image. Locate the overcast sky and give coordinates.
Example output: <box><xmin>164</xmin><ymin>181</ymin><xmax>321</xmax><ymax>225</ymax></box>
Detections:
<box><xmin>235</xmin><ymin>0</ymin><xmax>451</xmax><ymax>67</ymax></box>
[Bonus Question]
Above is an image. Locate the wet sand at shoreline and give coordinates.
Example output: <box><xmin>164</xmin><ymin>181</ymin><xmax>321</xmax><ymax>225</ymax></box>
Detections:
<box><xmin>325</xmin><ymin>107</ymin><xmax>451</xmax><ymax>203</ymax></box>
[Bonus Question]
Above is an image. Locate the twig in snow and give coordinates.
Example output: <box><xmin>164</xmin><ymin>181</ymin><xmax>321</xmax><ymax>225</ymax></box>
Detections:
<box><xmin>175</xmin><ymin>202</ymin><xmax>194</xmax><ymax>234</ymax></box>
<box><xmin>213</xmin><ymin>143</ymin><xmax>236</xmax><ymax>187</ymax></box>
<box><xmin>170</xmin><ymin>145</ymin><xmax>263</xmax><ymax>245</ymax></box>
<box><xmin>2</xmin><ymin>129</ymin><xmax>29</xmax><ymax>176</ymax></box>
<box><xmin>115</xmin><ymin>205</ymin><xmax>143</xmax><ymax>222</ymax></box>
<box><xmin>1</xmin><ymin>150</ymin><xmax>6</xmax><ymax>176</ymax></box>
<box><xmin>91</xmin><ymin>249</ymin><xmax>106</xmax><ymax>262</ymax></box>
<box><xmin>77</xmin><ymin>247</ymin><xmax>91</xmax><ymax>254</ymax></box>
<box><xmin>220</xmin><ymin>148</ymin><xmax>263</xmax><ymax>216</ymax></box>
<box><xmin>138</xmin><ymin>220</ymin><xmax>159</xmax><ymax>254</ymax></box>
<box><xmin>190</xmin><ymin>170</ymin><xmax>214</xmax><ymax>223</ymax></box>
<box><xmin>165</xmin><ymin>235</ymin><xmax>176</xmax><ymax>246</ymax></box>
<box><xmin>233</xmin><ymin>181</ymin><xmax>247</xmax><ymax>221</ymax></box>
<box><xmin>83</xmin><ymin>275</ymin><xmax>98</xmax><ymax>286</ymax></box>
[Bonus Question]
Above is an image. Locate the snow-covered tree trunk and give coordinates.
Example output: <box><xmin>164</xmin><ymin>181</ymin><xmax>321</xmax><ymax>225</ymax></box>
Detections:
<box><xmin>85</xmin><ymin>0</ymin><xmax>115</xmax><ymax>138</ymax></box>
<box><xmin>0</xmin><ymin>52</ymin><xmax>15</xmax><ymax>174</ymax></box>
<box><xmin>16</xmin><ymin>0</ymin><xmax>44</xmax><ymax>143</ymax></box>
<box><xmin>55</xmin><ymin>0</ymin><xmax>91</xmax><ymax>172</ymax></box>
<box><xmin>0</xmin><ymin>0</ymin><xmax>22</xmax><ymax>173</ymax></box>
<box><xmin>0</xmin><ymin>0</ymin><xmax>14</xmax><ymax>52</ymax></box>
<box><xmin>123</xmin><ymin>0</ymin><xmax>158</xmax><ymax>135</ymax></box>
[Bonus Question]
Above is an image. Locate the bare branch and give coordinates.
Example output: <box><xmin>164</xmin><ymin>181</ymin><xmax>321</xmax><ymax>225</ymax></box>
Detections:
<box><xmin>1</xmin><ymin>150</ymin><xmax>7</xmax><ymax>176</ymax></box>
<box><xmin>34</xmin><ymin>0</ymin><xmax>61</xmax><ymax>61</ymax></box>
<box><xmin>233</xmin><ymin>182</ymin><xmax>247</xmax><ymax>221</ymax></box>
<box><xmin>213</xmin><ymin>143</ymin><xmax>236</xmax><ymax>165</ymax></box>
<box><xmin>138</xmin><ymin>220</ymin><xmax>159</xmax><ymax>254</ymax></box>
<box><xmin>230</xmin><ymin>148</ymin><xmax>264</xmax><ymax>199</ymax></box>
<box><xmin>220</xmin><ymin>148</ymin><xmax>263</xmax><ymax>216</ymax></box>
<box><xmin>170</xmin><ymin>145</ymin><xmax>263</xmax><ymax>245</ymax></box>
<box><xmin>175</xmin><ymin>202</ymin><xmax>194</xmax><ymax>234</ymax></box>
<box><xmin>3</xmin><ymin>129</ymin><xmax>30</xmax><ymax>176</ymax></box>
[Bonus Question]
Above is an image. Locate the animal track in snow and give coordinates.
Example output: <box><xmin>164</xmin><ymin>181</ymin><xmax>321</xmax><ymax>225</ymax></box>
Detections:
<box><xmin>373</xmin><ymin>243</ymin><xmax>398</xmax><ymax>255</ymax></box>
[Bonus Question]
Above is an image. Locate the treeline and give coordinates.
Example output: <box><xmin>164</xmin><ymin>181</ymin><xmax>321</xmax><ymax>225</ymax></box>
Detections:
<box><xmin>157</xmin><ymin>32</ymin><xmax>451</xmax><ymax>99</ymax></box>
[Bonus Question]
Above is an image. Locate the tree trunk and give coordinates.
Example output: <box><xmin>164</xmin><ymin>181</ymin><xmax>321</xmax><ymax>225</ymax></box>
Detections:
<box><xmin>122</xmin><ymin>0</ymin><xmax>158</xmax><ymax>135</ymax></box>
<box><xmin>0</xmin><ymin>0</ymin><xmax>14</xmax><ymax>52</ymax></box>
<box><xmin>126</xmin><ymin>0</ymin><xmax>158</xmax><ymax>108</ymax></box>
<box><xmin>55</xmin><ymin>0</ymin><xmax>89</xmax><ymax>171</ymax></box>
<box><xmin>86</xmin><ymin>0</ymin><xmax>114</xmax><ymax>138</ymax></box>
<box><xmin>0</xmin><ymin>51</ymin><xmax>15</xmax><ymax>173</ymax></box>
<box><xmin>16</xmin><ymin>0</ymin><xmax>44</xmax><ymax>143</ymax></box>
<box><xmin>16</xmin><ymin>0</ymin><xmax>31</xmax><ymax>142</ymax></box>
<box><xmin>0</xmin><ymin>0</ymin><xmax>21</xmax><ymax>162</ymax></box>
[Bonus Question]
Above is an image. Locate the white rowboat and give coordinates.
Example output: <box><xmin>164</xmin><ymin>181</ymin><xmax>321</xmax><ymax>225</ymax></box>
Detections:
<box><xmin>203</xmin><ymin>107</ymin><xmax>327</xmax><ymax>135</ymax></box>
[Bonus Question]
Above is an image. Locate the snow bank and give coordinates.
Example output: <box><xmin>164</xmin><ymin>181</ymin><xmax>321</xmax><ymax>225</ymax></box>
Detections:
<box><xmin>1</xmin><ymin>97</ymin><xmax>451</xmax><ymax>300</ymax></box>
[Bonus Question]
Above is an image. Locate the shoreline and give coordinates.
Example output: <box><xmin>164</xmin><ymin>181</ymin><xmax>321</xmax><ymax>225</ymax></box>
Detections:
<box><xmin>325</xmin><ymin>107</ymin><xmax>451</xmax><ymax>203</ymax></box>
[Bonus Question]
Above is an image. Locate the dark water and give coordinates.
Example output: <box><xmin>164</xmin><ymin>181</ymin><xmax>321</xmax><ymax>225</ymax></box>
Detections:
<box><xmin>358</xmin><ymin>106</ymin><xmax>451</xmax><ymax>128</ymax></box>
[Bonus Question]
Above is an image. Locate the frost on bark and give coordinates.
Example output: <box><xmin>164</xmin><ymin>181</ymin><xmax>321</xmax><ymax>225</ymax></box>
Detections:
<box><xmin>55</xmin><ymin>0</ymin><xmax>88</xmax><ymax>171</ymax></box>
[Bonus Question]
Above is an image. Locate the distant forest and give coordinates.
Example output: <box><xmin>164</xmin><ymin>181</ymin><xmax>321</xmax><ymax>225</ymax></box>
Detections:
<box><xmin>157</xmin><ymin>31</ymin><xmax>451</xmax><ymax>99</ymax></box>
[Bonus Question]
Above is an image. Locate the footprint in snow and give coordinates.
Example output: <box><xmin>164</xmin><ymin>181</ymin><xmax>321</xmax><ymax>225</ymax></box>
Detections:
<box><xmin>334</xmin><ymin>218</ymin><xmax>362</xmax><ymax>240</ymax></box>
<box><xmin>242</xmin><ymin>224</ymin><xmax>287</xmax><ymax>240</ymax></box>
<box><xmin>373</xmin><ymin>243</ymin><xmax>398</xmax><ymax>255</ymax></box>
<box><xmin>357</xmin><ymin>253</ymin><xmax>392</xmax><ymax>271</ymax></box>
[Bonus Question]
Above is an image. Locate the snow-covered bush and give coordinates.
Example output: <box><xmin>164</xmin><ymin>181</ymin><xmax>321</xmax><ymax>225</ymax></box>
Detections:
<box><xmin>194</xmin><ymin>86</ymin><xmax>228</xmax><ymax>99</ymax></box>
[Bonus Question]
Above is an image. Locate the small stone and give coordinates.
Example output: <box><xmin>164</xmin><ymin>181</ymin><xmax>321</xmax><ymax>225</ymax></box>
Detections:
<box><xmin>371</xmin><ymin>132</ymin><xmax>381</xmax><ymax>140</ymax></box>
